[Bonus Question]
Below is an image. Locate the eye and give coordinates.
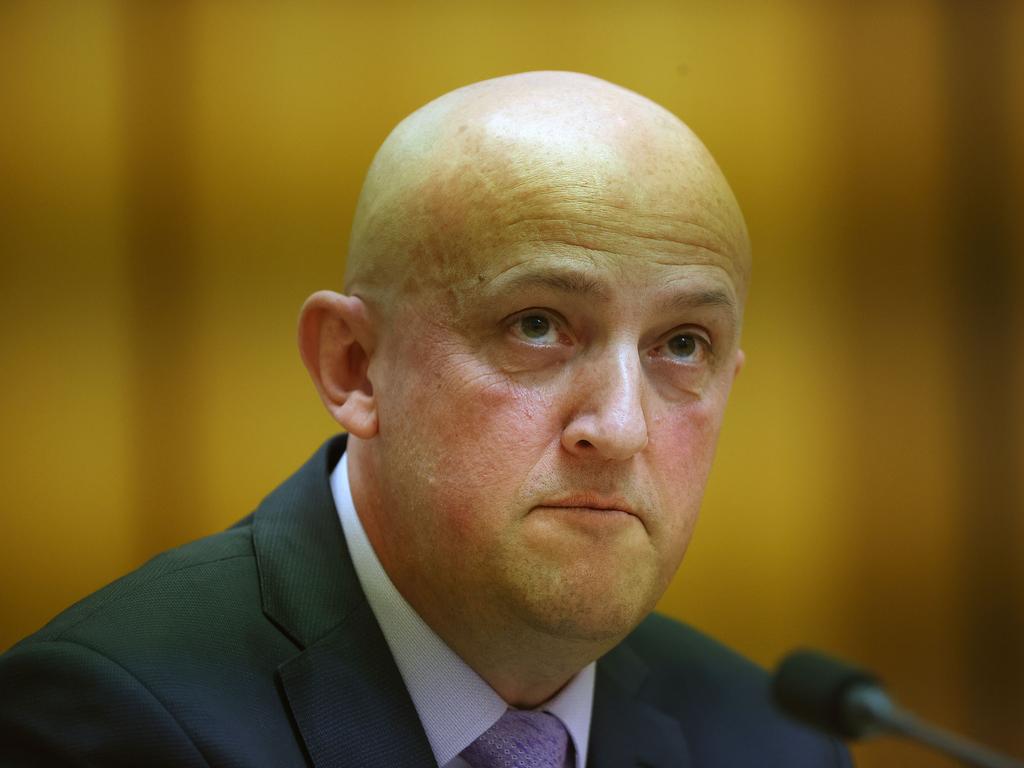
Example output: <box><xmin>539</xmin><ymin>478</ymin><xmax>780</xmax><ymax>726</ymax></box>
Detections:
<box><xmin>520</xmin><ymin>313</ymin><xmax>552</xmax><ymax>342</ymax></box>
<box><xmin>661</xmin><ymin>331</ymin><xmax>709</xmax><ymax>362</ymax></box>
<box><xmin>668</xmin><ymin>334</ymin><xmax>697</xmax><ymax>358</ymax></box>
<box><xmin>507</xmin><ymin>313</ymin><xmax>565</xmax><ymax>348</ymax></box>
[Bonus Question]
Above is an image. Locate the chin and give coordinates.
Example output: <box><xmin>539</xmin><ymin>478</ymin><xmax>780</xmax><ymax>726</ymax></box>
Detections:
<box><xmin>506</xmin><ymin>562</ymin><xmax>662</xmax><ymax>644</ymax></box>
<box><xmin>543</xmin><ymin>606</ymin><xmax>649</xmax><ymax>645</ymax></box>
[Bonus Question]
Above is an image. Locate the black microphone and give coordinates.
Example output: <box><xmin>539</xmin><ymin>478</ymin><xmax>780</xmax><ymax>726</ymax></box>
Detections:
<box><xmin>772</xmin><ymin>649</ymin><xmax>1024</xmax><ymax>768</ymax></box>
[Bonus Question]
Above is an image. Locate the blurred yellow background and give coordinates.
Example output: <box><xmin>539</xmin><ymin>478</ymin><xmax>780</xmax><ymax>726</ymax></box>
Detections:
<box><xmin>1</xmin><ymin>2</ymin><xmax>1021</xmax><ymax>765</ymax></box>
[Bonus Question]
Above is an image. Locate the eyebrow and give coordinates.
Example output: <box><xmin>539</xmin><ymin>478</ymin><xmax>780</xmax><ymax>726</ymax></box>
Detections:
<box><xmin>493</xmin><ymin>270</ymin><xmax>612</xmax><ymax>302</ymax></box>
<box><xmin>489</xmin><ymin>268</ymin><xmax>736</xmax><ymax>314</ymax></box>
<box><xmin>664</xmin><ymin>287</ymin><xmax>736</xmax><ymax>312</ymax></box>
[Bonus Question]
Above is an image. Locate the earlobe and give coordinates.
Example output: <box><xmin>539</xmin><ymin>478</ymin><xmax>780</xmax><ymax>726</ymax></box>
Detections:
<box><xmin>297</xmin><ymin>290</ymin><xmax>379</xmax><ymax>439</ymax></box>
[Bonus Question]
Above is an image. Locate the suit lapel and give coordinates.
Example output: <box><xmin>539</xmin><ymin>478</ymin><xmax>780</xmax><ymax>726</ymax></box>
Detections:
<box><xmin>277</xmin><ymin>602</ymin><xmax>434</xmax><ymax>768</ymax></box>
<box><xmin>588</xmin><ymin>640</ymin><xmax>691</xmax><ymax>768</ymax></box>
<box><xmin>252</xmin><ymin>436</ymin><xmax>434</xmax><ymax>768</ymax></box>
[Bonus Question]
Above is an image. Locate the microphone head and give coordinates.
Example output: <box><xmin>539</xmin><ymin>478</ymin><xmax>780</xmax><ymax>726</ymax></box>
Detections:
<box><xmin>772</xmin><ymin>649</ymin><xmax>884</xmax><ymax>740</ymax></box>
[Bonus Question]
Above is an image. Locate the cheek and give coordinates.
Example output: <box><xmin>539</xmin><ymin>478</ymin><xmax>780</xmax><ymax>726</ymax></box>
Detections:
<box><xmin>651</xmin><ymin>394</ymin><xmax>721</xmax><ymax>455</ymax></box>
<box><xmin>385</xmin><ymin>353</ymin><xmax>562</xmax><ymax>517</ymax></box>
<box><xmin>444</xmin><ymin>388</ymin><xmax>560</xmax><ymax>520</ymax></box>
<box><xmin>648</xmin><ymin>396</ymin><xmax>727</xmax><ymax>508</ymax></box>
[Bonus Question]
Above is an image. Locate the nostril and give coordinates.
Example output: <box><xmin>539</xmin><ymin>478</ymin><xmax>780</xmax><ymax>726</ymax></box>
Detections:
<box><xmin>577</xmin><ymin>440</ymin><xmax>593</xmax><ymax>449</ymax></box>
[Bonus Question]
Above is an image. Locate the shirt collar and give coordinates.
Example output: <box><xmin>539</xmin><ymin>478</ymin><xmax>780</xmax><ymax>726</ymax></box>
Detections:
<box><xmin>331</xmin><ymin>451</ymin><xmax>594</xmax><ymax>768</ymax></box>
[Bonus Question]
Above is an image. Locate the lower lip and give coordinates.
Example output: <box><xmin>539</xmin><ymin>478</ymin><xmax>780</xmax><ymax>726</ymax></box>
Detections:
<box><xmin>534</xmin><ymin>505</ymin><xmax>637</xmax><ymax>525</ymax></box>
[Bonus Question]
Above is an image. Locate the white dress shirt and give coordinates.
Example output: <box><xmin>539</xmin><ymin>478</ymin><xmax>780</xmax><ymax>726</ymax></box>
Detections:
<box><xmin>331</xmin><ymin>452</ymin><xmax>594</xmax><ymax>768</ymax></box>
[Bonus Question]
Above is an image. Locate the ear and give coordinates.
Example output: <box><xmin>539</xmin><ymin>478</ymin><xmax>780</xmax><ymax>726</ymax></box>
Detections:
<box><xmin>298</xmin><ymin>290</ymin><xmax>378</xmax><ymax>439</ymax></box>
<box><xmin>733</xmin><ymin>348</ymin><xmax>746</xmax><ymax>379</ymax></box>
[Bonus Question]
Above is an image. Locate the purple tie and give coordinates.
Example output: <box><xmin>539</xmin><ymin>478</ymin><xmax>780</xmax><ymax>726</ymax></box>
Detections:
<box><xmin>461</xmin><ymin>709</ymin><xmax>570</xmax><ymax>768</ymax></box>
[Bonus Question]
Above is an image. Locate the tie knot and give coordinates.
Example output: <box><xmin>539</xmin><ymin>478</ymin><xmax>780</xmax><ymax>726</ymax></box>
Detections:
<box><xmin>461</xmin><ymin>709</ymin><xmax>570</xmax><ymax>768</ymax></box>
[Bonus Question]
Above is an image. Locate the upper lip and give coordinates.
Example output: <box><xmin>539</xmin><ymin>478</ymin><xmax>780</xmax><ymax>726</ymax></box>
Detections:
<box><xmin>538</xmin><ymin>494</ymin><xmax>637</xmax><ymax>517</ymax></box>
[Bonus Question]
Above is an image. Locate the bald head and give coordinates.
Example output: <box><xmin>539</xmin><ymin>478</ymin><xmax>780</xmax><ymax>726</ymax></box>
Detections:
<box><xmin>300</xmin><ymin>73</ymin><xmax>751</xmax><ymax>700</ymax></box>
<box><xmin>344</xmin><ymin>71</ymin><xmax>750</xmax><ymax>311</ymax></box>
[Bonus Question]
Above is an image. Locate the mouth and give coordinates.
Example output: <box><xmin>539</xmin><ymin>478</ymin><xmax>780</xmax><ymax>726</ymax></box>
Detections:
<box><xmin>535</xmin><ymin>494</ymin><xmax>641</xmax><ymax>523</ymax></box>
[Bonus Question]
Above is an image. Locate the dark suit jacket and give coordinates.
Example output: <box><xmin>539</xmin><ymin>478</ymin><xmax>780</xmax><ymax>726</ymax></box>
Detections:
<box><xmin>0</xmin><ymin>435</ymin><xmax>851</xmax><ymax>767</ymax></box>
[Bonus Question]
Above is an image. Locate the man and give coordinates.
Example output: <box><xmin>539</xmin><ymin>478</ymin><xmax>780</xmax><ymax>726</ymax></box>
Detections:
<box><xmin>0</xmin><ymin>72</ymin><xmax>850</xmax><ymax>767</ymax></box>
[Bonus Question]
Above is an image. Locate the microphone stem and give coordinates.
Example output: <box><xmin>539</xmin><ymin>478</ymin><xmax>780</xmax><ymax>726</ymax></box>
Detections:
<box><xmin>884</xmin><ymin>707</ymin><xmax>1024</xmax><ymax>768</ymax></box>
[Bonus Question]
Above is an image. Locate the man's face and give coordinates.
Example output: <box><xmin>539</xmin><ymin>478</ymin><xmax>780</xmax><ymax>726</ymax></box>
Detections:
<box><xmin>363</xmin><ymin>156</ymin><xmax>746</xmax><ymax>647</ymax></box>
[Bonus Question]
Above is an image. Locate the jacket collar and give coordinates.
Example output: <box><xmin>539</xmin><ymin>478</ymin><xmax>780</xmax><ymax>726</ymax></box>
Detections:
<box><xmin>252</xmin><ymin>435</ymin><xmax>434</xmax><ymax>767</ymax></box>
<box><xmin>588</xmin><ymin>640</ymin><xmax>692</xmax><ymax>768</ymax></box>
<box><xmin>252</xmin><ymin>434</ymin><xmax>355</xmax><ymax>647</ymax></box>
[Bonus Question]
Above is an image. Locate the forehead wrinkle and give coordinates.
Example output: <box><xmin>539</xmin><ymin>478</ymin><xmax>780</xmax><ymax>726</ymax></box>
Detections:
<box><xmin>492</xmin><ymin>178</ymin><xmax>743</xmax><ymax>256</ymax></box>
<box><xmin>506</xmin><ymin>215</ymin><xmax>736</xmax><ymax>262</ymax></box>
<box><xmin>474</xmin><ymin>253</ymin><xmax>738</xmax><ymax>310</ymax></box>
<box><xmin>494</xmin><ymin>212</ymin><xmax>745</xmax><ymax>297</ymax></box>
<box><xmin>483</xmin><ymin>266</ymin><xmax>613</xmax><ymax>303</ymax></box>
<box><xmin>661</xmin><ymin>287</ymin><xmax>736</xmax><ymax>314</ymax></box>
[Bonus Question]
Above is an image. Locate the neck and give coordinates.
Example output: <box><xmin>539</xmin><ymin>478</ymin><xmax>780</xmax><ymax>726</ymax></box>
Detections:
<box><xmin>407</xmin><ymin>588</ymin><xmax>610</xmax><ymax>707</ymax></box>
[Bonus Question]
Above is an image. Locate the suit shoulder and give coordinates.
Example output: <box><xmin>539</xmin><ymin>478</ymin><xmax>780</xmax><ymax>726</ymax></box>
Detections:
<box><xmin>620</xmin><ymin>613</ymin><xmax>852</xmax><ymax>767</ymax></box>
<box><xmin>0</xmin><ymin>514</ymin><xmax>307</xmax><ymax>767</ymax></box>
<box><xmin>11</xmin><ymin>519</ymin><xmax>257</xmax><ymax>649</ymax></box>
<box><xmin>627</xmin><ymin>612</ymin><xmax>767</xmax><ymax>686</ymax></box>
<box><xmin>0</xmin><ymin>638</ymin><xmax>210</xmax><ymax>766</ymax></box>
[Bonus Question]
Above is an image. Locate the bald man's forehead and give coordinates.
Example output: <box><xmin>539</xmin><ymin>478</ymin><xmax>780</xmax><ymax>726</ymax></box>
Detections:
<box><xmin>345</xmin><ymin>72</ymin><xmax>750</xmax><ymax>310</ymax></box>
<box><xmin>404</xmin><ymin>152</ymin><xmax>748</xmax><ymax>289</ymax></box>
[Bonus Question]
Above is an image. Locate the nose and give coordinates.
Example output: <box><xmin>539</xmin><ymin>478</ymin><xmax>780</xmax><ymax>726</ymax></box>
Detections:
<box><xmin>561</xmin><ymin>344</ymin><xmax>649</xmax><ymax>461</ymax></box>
